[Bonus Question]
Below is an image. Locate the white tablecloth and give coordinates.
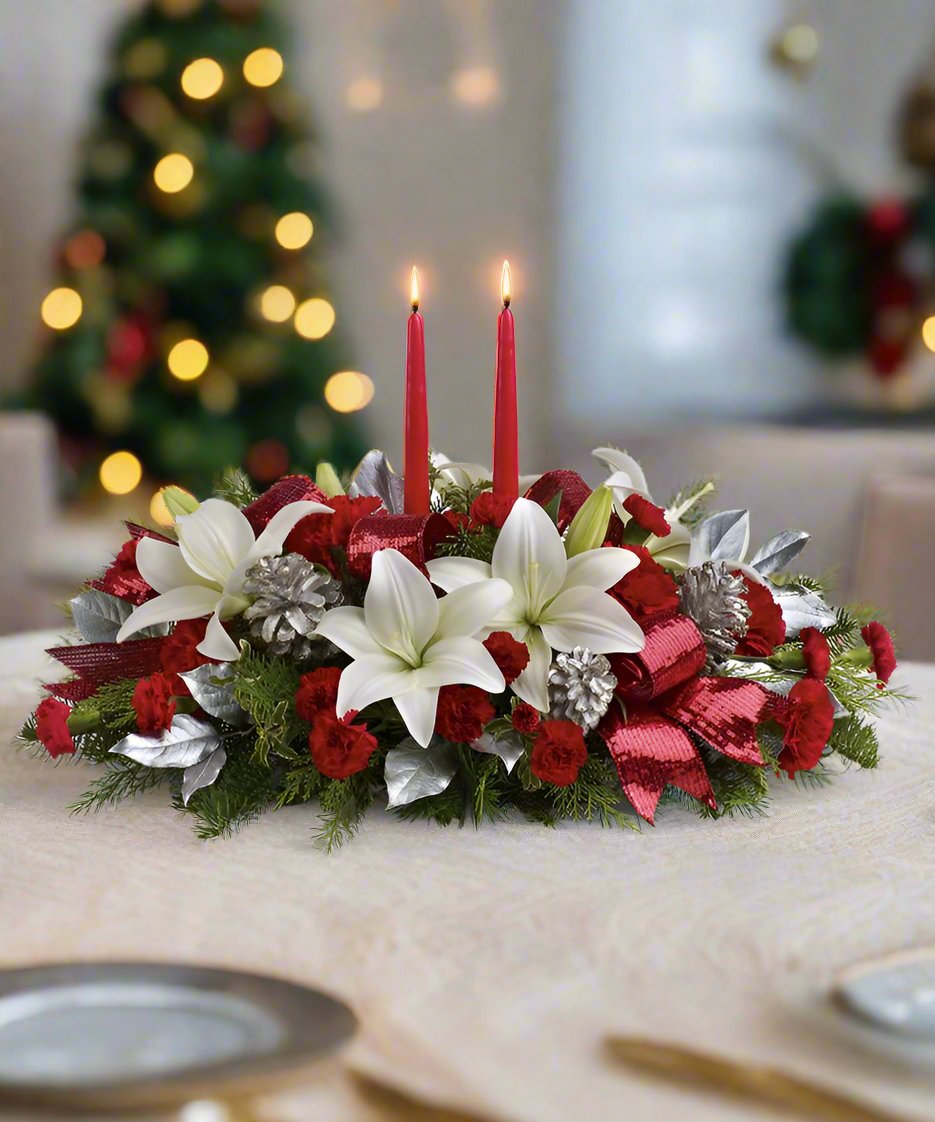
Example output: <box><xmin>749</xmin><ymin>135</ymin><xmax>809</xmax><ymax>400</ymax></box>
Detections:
<box><xmin>1</xmin><ymin>630</ymin><xmax>934</xmax><ymax>1121</ymax></box>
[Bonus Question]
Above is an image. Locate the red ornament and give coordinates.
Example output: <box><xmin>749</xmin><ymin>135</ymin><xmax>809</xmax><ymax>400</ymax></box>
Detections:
<box><xmin>776</xmin><ymin>678</ymin><xmax>835</xmax><ymax>777</ymax></box>
<box><xmin>861</xmin><ymin>621</ymin><xmax>897</xmax><ymax>686</ymax></box>
<box><xmin>735</xmin><ymin>576</ymin><xmax>786</xmax><ymax>657</ymax></box>
<box><xmin>106</xmin><ymin>317</ymin><xmax>149</xmax><ymax>377</ymax></box>
<box><xmin>868</xmin><ymin>336</ymin><xmax>906</xmax><ymax>379</ymax></box>
<box><xmin>246</xmin><ymin>440</ymin><xmax>291</xmax><ymax>484</ymax></box>
<box><xmin>435</xmin><ymin>685</ymin><xmax>495</xmax><ymax>743</ymax></box>
<box><xmin>35</xmin><ymin>698</ymin><xmax>75</xmax><ymax>758</ymax></box>
<box><xmin>866</xmin><ymin>197</ymin><xmax>910</xmax><ymax>243</ymax></box>
<box><xmin>483</xmin><ymin>631</ymin><xmax>530</xmax><ymax>685</ymax></box>
<box><xmin>132</xmin><ymin>672</ymin><xmax>176</xmax><ymax>734</ymax></box>
<box><xmin>529</xmin><ymin>720</ymin><xmax>587</xmax><ymax>787</ymax></box>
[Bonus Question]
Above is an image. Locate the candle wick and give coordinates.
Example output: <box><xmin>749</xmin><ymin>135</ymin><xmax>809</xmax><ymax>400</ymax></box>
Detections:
<box><xmin>502</xmin><ymin>295</ymin><xmax>511</xmax><ymax>309</ymax></box>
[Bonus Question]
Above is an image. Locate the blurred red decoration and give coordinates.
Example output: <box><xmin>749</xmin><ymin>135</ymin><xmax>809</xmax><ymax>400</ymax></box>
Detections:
<box><xmin>867</xmin><ymin>197</ymin><xmax>911</xmax><ymax>243</ymax></box>
<box><xmin>106</xmin><ymin>317</ymin><xmax>150</xmax><ymax>380</ymax></box>
<box><xmin>63</xmin><ymin>229</ymin><xmax>106</xmax><ymax>270</ymax></box>
<box><xmin>246</xmin><ymin>438</ymin><xmax>290</xmax><ymax>483</ymax></box>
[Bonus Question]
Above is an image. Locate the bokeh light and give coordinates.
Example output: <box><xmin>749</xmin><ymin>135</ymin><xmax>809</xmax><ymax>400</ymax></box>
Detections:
<box><xmin>274</xmin><ymin>212</ymin><xmax>313</xmax><ymax>249</ymax></box>
<box><xmin>922</xmin><ymin>316</ymin><xmax>935</xmax><ymax>352</ymax></box>
<box><xmin>64</xmin><ymin>230</ymin><xmax>106</xmax><ymax>270</ymax></box>
<box><xmin>99</xmin><ymin>450</ymin><xmax>143</xmax><ymax>495</ymax></box>
<box><xmin>780</xmin><ymin>23</ymin><xmax>819</xmax><ymax>65</ymax></box>
<box><xmin>167</xmin><ymin>338</ymin><xmax>210</xmax><ymax>380</ymax></box>
<box><xmin>198</xmin><ymin>370</ymin><xmax>239</xmax><ymax>413</ymax></box>
<box><xmin>41</xmin><ymin>287</ymin><xmax>83</xmax><ymax>330</ymax></box>
<box><xmin>346</xmin><ymin>77</ymin><xmax>383</xmax><ymax>112</ymax></box>
<box><xmin>259</xmin><ymin>284</ymin><xmax>296</xmax><ymax>322</ymax></box>
<box><xmin>451</xmin><ymin>66</ymin><xmax>500</xmax><ymax>107</ymax></box>
<box><xmin>243</xmin><ymin>47</ymin><xmax>283</xmax><ymax>88</ymax></box>
<box><xmin>181</xmin><ymin>57</ymin><xmax>224</xmax><ymax>99</ymax></box>
<box><xmin>294</xmin><ymin>297</ymin><xmax>335</xmax><ymax>340</ymax></box>
<box><xmin>153</xmin><ymin>153</ymin><xmax>194</xmax><ymax>193</ymax></box>
<box><xmin>246</xmin><ymin>438</ymin><xmax>289</xmax><ymax>482</ymax></box>
<box><xmin>324</xmin><ymin>370</ymin><xmax>374</xmax><ymax>413</ymax></box>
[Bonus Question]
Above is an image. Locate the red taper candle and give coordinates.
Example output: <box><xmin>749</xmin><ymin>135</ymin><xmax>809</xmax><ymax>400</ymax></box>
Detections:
<box><xmin>492</xmin><ymin>260</ymin><xmax>518</xmax><ymax>499</ymax></box>
<box><xmin>404</xmin><ymin>266</ymin><xmax>430</xmax><ymax>514</ymax></box>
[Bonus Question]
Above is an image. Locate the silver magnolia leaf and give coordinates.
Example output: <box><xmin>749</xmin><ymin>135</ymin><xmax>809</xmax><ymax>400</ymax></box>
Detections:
<box><xmin>110</xmin><ymin>714</ymin><xmax>221</xmax><ymax>769</ymax></box>
<box><xmin>180</xmin><ymin>663</ymin><xmax>249</xmax><ymax>727</ymax></box>
<box><xmin>181</xmin><ymin>746</ymin><xmax>227</xmax><ymax>805</ymax></box>
<box><xmin>348</xmin><ymin>449</ymin><xmax>405</xmax><ymax>514</ymax></box>
<box><xmin>472</xmin><ymin>731</ymin><xmax>525</xmax><ymax>774</ymax></box>
<box><xmin>70</xmin><ymin>589</ymin><xmax>168</xmax><ymax>644</ymax></box>
<box><xmin>690</xmin><ymin>510</ymin><xmax>750</xmax><ymax>566</ymax></box>
<box><xmin>750</xmin><ymin>530</ymin><xmax>811</xmax><ymax>576</ymax></box>
<box><xmin>385</xmin><ymin>737</ymin><xmax>458</xmax><ymax>809</ymax></box>
<box><xmin>774</xmin><ymin>588</ymin><xmax>837</xmax><ymax>636</ymax></box>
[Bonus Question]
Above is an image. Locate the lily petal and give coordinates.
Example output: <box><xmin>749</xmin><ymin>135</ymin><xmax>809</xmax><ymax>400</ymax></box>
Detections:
<box><xmin>336</xmin><ymin>652</ymin><xmax>414</xmax><ymax>718</ymax></box>
<box><xmin>425</xmin><ymin>556</ymin><xmax>493</xmax><ymax>592</ymax></box>
<box><xmin>136</xmin><ymin>538</ymin><xmax>212</xmax><ymax>595</ymax></box>
<box><xmin>199</xmin><ymin>612</ymin><xmax>240</xmax><ymax>661</ymax></box>
<box><xmin>510</xmin><ymin>628</ymin><xmax>552</xmax><ymax>711</ymax></box>
<box><xmin>564</xmin><ymin>547</ymin><xmax>639</xmax><ymax>592</ymax></box>
<box><xmin>539</xmin><ymin>585</ymin><xmax>644</xmax><ymax>655</ymax></box>
<box><xmin>434</xmin><ymin>579</ymin><xmax>513</xmax><ymax>640</ymax></box>
<box><xmin>419</xmin><ymin>636</ymin><xmax>506</xmax><ymax>692</ymax></box>
<box><xmin>492</xmin><ymin>497</ymin><xmax>566</xmax><ymax>620</ymax></box>
<box><xmin>117</xmin><ymin>585</ymin><xmax>219</xmax><ymax>642</ymax></box>
<box><xmin>394</xmin><ymin>687</ymin><xmax>442</xmax><ymax>748</ymax></box>
<box><xmin>313</xmin><ymin>606</ymin><xmax>385</xmax><ymax>660</ymax></box>
<box><xmin>176</xmin><ymin>499</ymin><xmax>255</xmax><ymax>586</ymax></box>
<box><xmin>593</xmin><ymin>447</ymin><xmax>649</xmax><ymax>495</ymax></box>
<box><xmin>249</xmin><ymin>500</ymin><xmax>332</xmax><ymax>563</ymax></box>
<box><xmin>365</xmin><ymin>549</ymin><xmax>439</xmax><ymax>665</ymax></box>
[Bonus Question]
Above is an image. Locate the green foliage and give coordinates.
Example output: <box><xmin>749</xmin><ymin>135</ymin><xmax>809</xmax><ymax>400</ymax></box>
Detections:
<box><xmin>231</xmin><ymin>645</ymin><xmax>303</xmax><ymax>764</ymax></box>
<box><xmin>547</xmin><ymin>755</ymin><xmax>638</xmax><ymax>829</ymax></box>
<box><xmin>687</xmin><ymin>742</ymin><xmax>772</xmax><ymax>819</ymax></box>
<box><xmin>434</xmin><ymin>478</ymin><xmax>492</xmax><ymax>516</ymax></box>
<box><xmin>72</xmin><ymin>678</ymin><xmax>139</xmax><ymax>739</ymax></box>
<box><xmin>668</xmin><ymin>477</ymin><xmax>717</xmax><ymax>526</ymax></box>
<box><xmin>181</xmin><ymin>745</ymin><xmax>279</xmax><ymax>840</ymax></box>
<box><xmin>71</xmin><ymin>756</ymin><xmax>172</xmax><ymax>815</ymax></box>
<box><xmin>828</xmin><ymin>714</ymin><xmax>880</xmax><ymax>769</ymax></box>
<box><xmin>213</xmin><ymin>466</ymin><xmax>257</xmax><ymax>507</ymax></box>
<box><xmin>434</xmin><ymin>521</ymin><xmax>497</xmax><ymax>563</ymax></box>
<box><xmin>314</xmin><ymin>772</ymin><xmax>376</xmax><ymax>852</ymax></box>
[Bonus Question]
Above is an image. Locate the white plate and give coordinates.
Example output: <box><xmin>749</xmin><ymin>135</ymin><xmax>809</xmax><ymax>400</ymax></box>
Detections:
<box><xmin>0</xmin><ymin>962</ymin><xmax>356</xmax><ymax>1110</ymax></box>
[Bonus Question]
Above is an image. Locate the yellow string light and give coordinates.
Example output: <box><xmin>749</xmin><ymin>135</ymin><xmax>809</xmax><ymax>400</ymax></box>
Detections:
<box><xmin>294</xmin><ymin>297</ymin><xmax>335</xmax><ymax>339</ymax></box>
<box><xmin>181</xmin><ymin>57</ymin><xmax>224</xmax><ymax>99</ymax></box>
<box><xmin>259</xmin><ymin>284</ymin><xmax>296</xmax><ymax>322</ymax></box>
<box><xmin>346</xmin><ymin>76</ymin><xmax>383</xmax><ymax>112</ymax></box>
<box><xmin>167</xmin><ymin>338</ymin><xmax>209</xmax><ymax>380</ymax></box>
<box><xmin>274</xmin><ymin>212</ymin><xmax>313</xmax><ymax>249</ymax></box>
<box><xmin>153</xmin><ymin>153</ymin><xmax>194</xmax><ymax>193</ymax></box>
<box><xmin>922</xmin><ymin>316</ymin><xmax>935</xmax><ymax>352</ymax></box>
<box><xmin>451</xmin><ymin>66</ymin><xmax>499</xmax><ymax>107</ymax></box>
<box><xmin>41</xmin><ymin>287</ymin><xmax>83</xmax><ymax>330</ymax></box>
<box><xmin>243</xmin><ymin>47</ymin><xmax>283</xmax><ymax>88</ymax></box>
<box><xmin>324</xmin><ymin>371</ymin><xmax>374</xmax><ymax>413</ymax></box>
<box><xmin>99</xmin><ymin>451</ymin><xmax>143</xmax><ymax>495</ymax></box>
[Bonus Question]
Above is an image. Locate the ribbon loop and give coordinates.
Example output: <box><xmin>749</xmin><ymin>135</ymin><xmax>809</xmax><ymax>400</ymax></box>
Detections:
<box><xmin>346</xmin><ymin>512</ymin><xmax>452</xmax><ymax>580</ymax></box>
<box><xmin>47</xmin><ymin>638</ymin><xmax>165</xmax><ymax>700</ymax></box>
<box><xmin>611</xmin><ymin>615</ymin><xmax>706</xmax><ymax>703</ymax></box>
<box><xmin>664</xmin><ymin>677</ymin><xmax>776</xmax><ymax>767</ymax></box>
<box><xmin>523</xmin><ymin>470</ymin><xmax>592</xmax><ymax>532</ymax></box>
<box><xmin>243</xmin><ymin>475</ymin><xmax>328</xmax><ymax>534</ymax></box>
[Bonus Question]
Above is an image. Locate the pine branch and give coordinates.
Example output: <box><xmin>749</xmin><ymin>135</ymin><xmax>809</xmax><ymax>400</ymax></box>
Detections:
<box><xmin>70</xmin><ymin>758</ymin><xmax>171</xmax><ymax>814</ymax></box>
<box><xmin>548</xmin><ymin>755</ymin><xmax>639</xmax><ymax>830</ymax></box>
<box><xmin>828</xmin><ymin>714</ymin><xmax>879</xmax><ymax>769</ymax></box>
<box><xmin>314</xmin><ymin>772</ymin><xmax>375</xmax><ymax>851</ymax></box>
<box><xmin>434</xmin><ymin>522</ymin><xmax>496</xmax><ymax>562</ymax></box>
<box><xmin>180</xmin><ymin>749</ymin><xmax>279</xmax><ymax>839</ymax></box>
<box><xmin>212</xmin><ymin>467</ymin><xmax>257</xmax><ymax>507</ymax></box>
<box><xmin>231</xmin><ymin>646</ymin><xmax>304</xmax><ymax>765</ymax></box>
<box><xmin>668</xmin><ymin>476</ymin><xmax>717</xmax><ymax>526</ymax></box>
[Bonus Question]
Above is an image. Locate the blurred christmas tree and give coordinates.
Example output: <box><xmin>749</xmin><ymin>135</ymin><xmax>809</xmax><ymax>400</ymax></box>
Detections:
<box><xmin>14</xmin><ymin>0</ymin><xmax>368</xmax><ymax>502</ymax></box>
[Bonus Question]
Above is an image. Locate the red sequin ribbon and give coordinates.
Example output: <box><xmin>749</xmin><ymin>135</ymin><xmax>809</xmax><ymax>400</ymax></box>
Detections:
<box><xmin>87</xmin><ymin>521</ymin><xmax>171</xmax><ymax>605</ymax></box>
<box><xmin>599</xmin><ymin>615</ymin><xmax>780</xmax><ymax>823</ymax></box>
<box><xmin>346</xmin><ymin>512</ymin><xmax>452</xmax><ymax>580</ymax></box>
<box><xmin>46</xmin><ymin>638</ymin><xmax>165</xmax><ymax>702</ymax></box>
<box><xmin>243</xmin><ymin>474</ymin><xmax>328</xmax><ymax>533</ymax></box>
<box><xmin>523</xmin><ymin>470</ymin><xmax>592</xmax><ymax>531</ymax></box>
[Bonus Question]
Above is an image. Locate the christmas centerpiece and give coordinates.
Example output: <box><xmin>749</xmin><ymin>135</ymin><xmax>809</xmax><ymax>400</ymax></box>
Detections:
<box><xmin>20</xmin><ymin>267</ymin><xmax>901</xmax><ymax>848</ymax></box>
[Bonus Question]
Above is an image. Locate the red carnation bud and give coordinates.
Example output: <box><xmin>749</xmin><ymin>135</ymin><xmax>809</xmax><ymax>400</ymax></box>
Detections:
<box><xmin>622</xmin><ymin>494</ymin><xmax>670</xmax><ymax>538</ymax></box>
<box><xmin>35</xmin><ymin>697</ymin><xmax>75</xmax><ymax>758</ymax></box>
<box><xmin>132</xmin><ymin>672</ymin><xmax>176</xmax><ymax>734</ymax></box>
<box><xmin>529</xmin><ymin>719</ymin><xmax>588</xmax><ymax>787</ymax></box>
<box><xmin>861</xmin><ymin>621</ymin><xmax>897</xmax><ymax>686</ymax></box>
<box><xmin>483</xmin><ymin>631</ymin><xmax>530</xmax><ymax>685</ymax></box>
<box><xmin>800</xmin><ymin>627</ymin><xmax>831</xmax><ymax>682</ymax></box>
<box><xmin>511</xmin><ymin>702</ymin><xmax>541</xmax><ymax>734</ymax></box>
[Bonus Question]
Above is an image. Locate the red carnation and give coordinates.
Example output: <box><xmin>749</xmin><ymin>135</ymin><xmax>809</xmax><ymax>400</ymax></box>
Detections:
<box><xmin>622</xmin><ymin>494</ymin><xmax>670</xmax><ymax>538</ymax></box>
<box><xmin>483</xmin><ymin>631</ymin><xmax>529</xmax><ymax>685</ymax></box>
<box><xmin>469</xmin><ymin>491</ymin><xmax>515</xmax><ymax>529</ymax></box>
<box><xmin>609</xmin><ymin>546</ymin><xmax>679</xmax><ymax>627</ymax></box>
<box><xmin>511</xmin><ymin>702</ymin><xmax>541</xmax><ymax>734</ymax></box>
<box><xmin>529</xmin><ymin>720</ymin><xmax>587</xmax><ymax>786</ymax></box>
<box><xmin>435</xmin><ymin>685</ymin><xmax>496</xmax><ymax>743</ymax></box>
<box><xmin>132</xmin><ymin>672</ymin><xmax>176</xmax><ymax>734</ymax></box>
<box><xmin>801</xmin><ymin>627</ymin><xmax>831</xmax><ymax>681</ymax></box>
<box><xmin>160</xmin><ymin>619</ymin><xmax>215</xmax><ymax>694</ymax></box>
<box><xmin>308</xmin><ymin>713</ymin><xmax>378</xmax><ymax>779</ymax></box>
<box><xmin>777</xmin><ymin>678</ymin><xmax>835</xmax><ymax>777</ymax></box>
<box><xmin>35</xmin><ymin>697</ymin><xmax>75</xmax><ymax>758</ymax></box>
<box><xmin>735</xmin><ymin>576</ymin><xmax>786</xmax><ymax>657</ymax></box>
<box><xmin>295</xmin><ymin>666</ymin><xmax>343</xmax><ymax>721</ymax></box>
<box><xmin>861</xmin><ymin>621</ymin><xmax>897</xmax><ymax>686</ymax></box>
<box><xmin>286</xmin><ymin>495</ymin><xmax>382</xmax><ymax>574</ymax></box>
<box><xmin>97</xmin><ymin>538</ymin><xmax>153</xmax><ymax>603</ymax></box>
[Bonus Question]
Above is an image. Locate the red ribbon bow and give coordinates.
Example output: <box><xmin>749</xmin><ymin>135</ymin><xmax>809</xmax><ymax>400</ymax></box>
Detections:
<box><xmin>600</xmin><ymin>616</ymin><xmax>781</xmax><ymax>823</ymax></box>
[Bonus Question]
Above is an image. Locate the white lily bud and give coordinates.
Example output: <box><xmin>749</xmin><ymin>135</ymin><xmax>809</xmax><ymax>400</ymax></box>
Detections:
<box><xmin>315</xmin><ymin>462</ymin><xmax>344</xmax><ymax>497</ymax></box>
<box><xmin>564</xmin><ymin>485</ymin><xmax>613</xmax><ymax>557</ymax></box>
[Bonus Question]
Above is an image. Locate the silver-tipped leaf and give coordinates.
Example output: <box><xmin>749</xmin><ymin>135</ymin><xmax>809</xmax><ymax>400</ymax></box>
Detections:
<box><xmin>689</xmin><ymin>510</ymin><xmax>750</xmax><ymax>567</ymax></box>
<box><xmin>471</xmin><ymin>731</ymin><xmax>525</xmax><ymax>774</ymax></box>
<box><xmin>773</xmin><ymin>588</ymin><xmax>837</xmax><ymax>636</ymax></box>
<box><xmin>110</xmin><ymin>714</ymin><xmax>221</xmax><ymax>769</ymax></box>
<box><xmin>70</xmin><ymin>589</ymin><xmax>168</xmax><ymax>644</ymax></box>
<box><xmin>181</xmin><ymin>746</ymin><xmax>227</xmax><ymax>805</ymax></box>
<box><xmin>750</xmin><ymin>530</ymin><xmax>810</xmax><ymax>576</ymax></box>
<box><xmin>180</xmin><ymin>663</ymin><xmax>249</xmax><ymax>727</ymax></box>
<box><xmin>348</xmin><ymin>449</ymin><xmax>405</xmax><ymax>514</ymax></box>
<box><xmin>384</xmin><ymin>738</ymin><xmax>458</xmax><ymax>809</ymax></box>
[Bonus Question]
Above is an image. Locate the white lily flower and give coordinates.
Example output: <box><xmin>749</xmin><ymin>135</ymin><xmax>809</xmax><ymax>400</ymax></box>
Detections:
<box><xmin>592</xmin><ymin>446</ymin><xmax>708</xmax><ymax>571</ymax></box>
<box><xmin>314</xmin><ymin>548</ymin><xmax>512</xmax><ymax>747</ymax></box>
<box><xmin>431</xmin><ymin>452</ymin><xmax>540</xmax><ymax>497</ymax></box>
<box><xmin>426</xmin><ymin>497</ymin><xmax>644</xmax><ymax>711</ymax></box>
<box><xmin>116</xmin><ymin>497</ymin><xmax>331</xmax><ymax>661</ymax></box>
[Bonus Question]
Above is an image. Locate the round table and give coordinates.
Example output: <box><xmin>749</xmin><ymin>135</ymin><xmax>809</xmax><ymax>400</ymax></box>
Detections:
<box><xmin>2</xmin><ymin>630</ymin><xmax>933</xmax><ymax>1122</ymax></box>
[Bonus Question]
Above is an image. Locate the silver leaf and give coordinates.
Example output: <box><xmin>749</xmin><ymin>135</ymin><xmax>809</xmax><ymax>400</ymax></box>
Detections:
<box><xmin>385</xmin><ymin>737</ymin><xmax>458</xmax><ymax>809</ymax></box>
<box><xmin>180</xmin><ymin>663</ymin><xmax>249</xmax><ymax>727</ymax></box>
<box><xmin>348</xmin><ymin>449</ymin><xmax>405</xmax><ymax>514</ymax></box>
<box><xmin>110</xmin><ymin>714</ymin><xmax>221</xmax><ymax>769</ymax></box>
<box><xmin>750</xmin><ymin>530</ymin><xmax>811</xmax><ymax>576</ymax></box>
<box><xmin>70</xmin><ymin>589</ymin><xmax>168</xmax><ymax>643</ymax></box>
<box><xmin>690</xmin><ymin>510</ymin><xmax>750</xmax><ymax>566</ymax></box>
<box><xmin>472</xmin><ymin>731</ymin><xmax>525</xmax><ymax>774</ymax></box>
<box><xmin>774</xmin><ymin>588</ymin><xmax>837</xmax><ymax>636</ymax></box>
<box><xmin>181</xmin><ymin>746</ymin><xmax>227</xmax><ymax>805</ymax></box>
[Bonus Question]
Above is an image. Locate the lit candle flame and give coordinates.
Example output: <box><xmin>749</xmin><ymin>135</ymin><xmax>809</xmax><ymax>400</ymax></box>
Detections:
<box><xmin>410</xmin><ymin>266</ymin><xmax>420</xmax><ymax>312</ymax></box>
<box><xmin>500</xmin><ymin>260</ymin><xmax>512</xmax><ymax>308</ymax></box>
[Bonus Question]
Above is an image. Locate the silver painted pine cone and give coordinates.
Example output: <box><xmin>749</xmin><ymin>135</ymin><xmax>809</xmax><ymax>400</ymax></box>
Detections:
<box><xmin>679</xmin><ymin>560</ymin><xmax>750</xmax><ymax>669</ymax></box>
<box><xmin>242</xmin><ymin>553</ymin><xmax>342</xmax><ymax>661</ymax></box>
<box><xmin>548</xmin><ymin>646</ymin><xmax>617</xmax><ymax>730</ymax></box>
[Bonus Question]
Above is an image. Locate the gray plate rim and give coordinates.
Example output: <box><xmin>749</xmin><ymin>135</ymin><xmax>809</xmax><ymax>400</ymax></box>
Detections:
<box><xmin>0</xmin><ymin>960</ymin><xmax>357</xmax><ymax>1110</ymax></box>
